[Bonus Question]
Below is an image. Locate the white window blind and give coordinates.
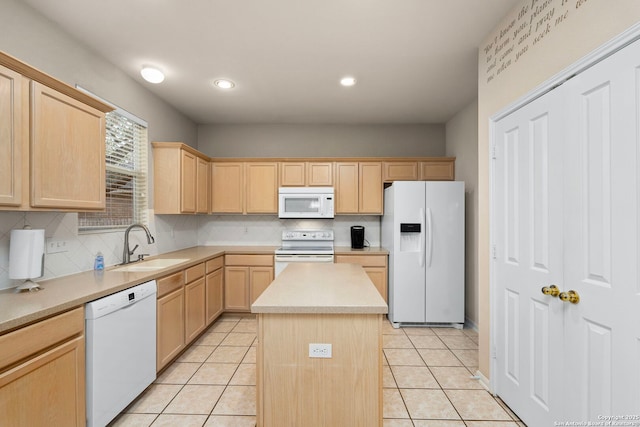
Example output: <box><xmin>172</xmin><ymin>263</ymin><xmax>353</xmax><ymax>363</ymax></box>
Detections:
<box><xmin>78</xmin><ymin>94</ymin><xmax>148</xmax><ymax>232</ymax></box>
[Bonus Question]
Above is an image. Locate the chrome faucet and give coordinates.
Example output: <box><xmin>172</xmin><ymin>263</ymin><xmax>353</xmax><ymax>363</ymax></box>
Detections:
<box><xmin>122</xmin><ymin>224</ymin><xmax>155</xmax><ymax>265</ymax></box>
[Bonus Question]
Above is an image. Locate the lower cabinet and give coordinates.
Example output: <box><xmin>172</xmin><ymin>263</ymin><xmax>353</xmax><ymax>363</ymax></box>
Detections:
<box><xmin>0</xmin><ymin>307</ymin><xmax>85</xmax><ymax>426</ymax></box>
<box><xmin>205</xmin><ymin>256</ymin><xmax>224</xmax><ymax>325</ymax></box>
<box><xmin>225</xmin><ymin>254</ymin><xmax>274</xmax><ymax>311</ymax></box>
<box><xmin>335</xmin><ymin>254</ymin><xmax>388</xmax><ymax>302</ymax></box>
<box><xmin>156</xmin><ymin>271</ymin><xmax>185</xmax><ymax>371</ymax></box>
<box><xmin>184</xmin><ymin>263</ymin><xmax>206</xmax><ymax>344</ymax></box>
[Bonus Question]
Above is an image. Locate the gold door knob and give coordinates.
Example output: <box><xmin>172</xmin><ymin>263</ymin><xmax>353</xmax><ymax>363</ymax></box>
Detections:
<box><xmin>559</xmin><ymin>290</ymin><xmax>580</xmax><ymax>304</ymax></box>
<box><xmin>541</xmin><ymin>285</ymin><xmax>560</xmax><ymax>297</ymax></box>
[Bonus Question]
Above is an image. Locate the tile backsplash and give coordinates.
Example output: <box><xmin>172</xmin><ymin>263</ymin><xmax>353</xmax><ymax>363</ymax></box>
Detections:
<box><xmin>0</xmin><ymin>211</ymin><xmax>380</xmax><ymax>290</ymax></box>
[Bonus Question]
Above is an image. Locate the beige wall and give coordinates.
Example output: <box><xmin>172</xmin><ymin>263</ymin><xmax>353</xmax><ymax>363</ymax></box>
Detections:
<box><xmin>445</xmin><ymin>100</ymin><xmax>478</xmax><ymax>327</ymax></box>
<box><xmin>477</xmin><ymin>0</ymin><xmax>640</xmax><ymax>379</ymax></box>
<box><xmin>198</xmin><ymin>124</ymin><xmax>445</xmax><ymax>158</ymax></box>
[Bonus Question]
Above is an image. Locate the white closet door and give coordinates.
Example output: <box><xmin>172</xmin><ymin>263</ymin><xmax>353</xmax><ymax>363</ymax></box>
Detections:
<box><xmin>562</xmin><ymin>38</ymin><xmax>640</xmax><ymax>418</ymax></box>
<box><xmin>493</xmin><ymin>86</ymin><xmax>565</xmax><ymax>426</ymax></box>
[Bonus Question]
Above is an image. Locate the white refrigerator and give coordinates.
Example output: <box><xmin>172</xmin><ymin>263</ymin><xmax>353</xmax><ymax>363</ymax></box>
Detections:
<box><xmin>381</xmin><ymin>181</ymin><xmax>465</xmax><ymax>327</ymax></box>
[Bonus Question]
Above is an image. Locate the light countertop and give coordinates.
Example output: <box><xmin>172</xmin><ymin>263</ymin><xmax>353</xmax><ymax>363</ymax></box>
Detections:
<box><xmin>0</xmin><ymin>245</ymin><xmax>388</xmax><ymax>334</ymax></box>
<box><xmin>0</xmin><ymin>245</ymin><xmax>277</xmax><ymax>334</ymax></box>
<box><xmin>251</xmin><ymin>263</ymin><xmax>388</xmax><ymax>314</ymax></box>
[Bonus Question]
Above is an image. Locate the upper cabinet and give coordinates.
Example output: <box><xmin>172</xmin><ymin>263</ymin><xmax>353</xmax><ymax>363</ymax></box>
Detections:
<box><xmin>152</xmin><ymin>142</ymin><xmax>210</xmax><ymax>214</ymax></box>
<box><xmin>211</xmin><ymin>162</ymin><xmax>244</xmax><ymax>213</ymax></box>
<box><xmin>419</xmin><ymin>158</ymin><xmax>455</xmax><ymax>181</ymax></box>
<box><xmin>383</xmin><ymin>158</ymin><xmax>455</xmax><ymax>182</ymax></box>
<box><xmin>245</xmin><ymin>163</ymin><xmax>278</xmax><ymax>213</ymax></box>
<box><xmin>335</xmin><ymin>162</ymin><xmax>383</xmax><ymax>214</ymax></box>
<box><xmin>0</xmin><ymin>51</ymin><xmax>113</xmax><ymax>211</ymax></box>
<box><xmin>0</xmin><ymin>64</ymin><xmax>23</xmax><ymax>207</ymax></box>
<box><xmin>211</xmin><ymin>162</ymin><xmax>278</xmax><ymax>214</ymax></box>
<box><xmin>280</xmin><ymin>162</ymin><xmax>333</xmax><ymax>187</ymax></box>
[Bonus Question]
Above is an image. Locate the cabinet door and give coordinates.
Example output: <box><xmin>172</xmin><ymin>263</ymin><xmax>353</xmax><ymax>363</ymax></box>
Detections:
<box><xmin>307</xmin><ymin>162</ymin><xmax>333</xmax><ymax>186</ymax></box>
<box><xmin>383</xmin><ymin>162</ymin><xmax>418</xmax><ymax>182</ymax></box>
<box><xmin>157</xmin><ymin>288</ymin><xmax>185</xmax><ymax>371</ymax></box>
<box><xmin>364</xmin><ymin>267</ymin><xmax>387</xmax><ymax>302</ymax></box>
<box><xmin>250</xmin><ymin>266</ymin><xmax>274</xmax><ymax>304</ymax></box>
<box><xmin>335</xmin><ymin>162</ymin><xmax>359</xmax><ymax>213</ymax></box>
<box><xmin>419</xmin><ymin>159</ymin><xmax>455</xmax><ymax>180</ymax></box>
<box><xmin>184</xmin><ymin>277</ymin><xmax>206</xmax><ymax>344</ymax></box>
<box><xmin>224</xmin><ymin>267</ymin><xmax>250</xmax><ymax>311</ymax></box>
<box><xmin>181</xmin><ymin>150</ymin><xmax>197</xmax><ymax>213</ymax></box>
<box><xmin>0</xmin><ymin>64</ymin><xmax>23</xmax><ymax>207</ymax></box>
<box><xmin>196</xmin><ymin>157</ymin><xmax>210</xmax><ymax>213</ymax></box>
<box><xmin>245</xmin><ymin>162</ymin><xmax>278</xmax><ymax>213</ymax></box>
<box><xmin>359</xmin><ymin>162</ymin><xmax>383</xmax><ymax>214</ymax></box>
<box><xmin>0</xmin><ymin>336</ymin><xmax>85</xmax><ymax>426</ymax></box>
<box><xmin>280</xmin><ymin>162</ymin><xmax>306</xmax><ymax>186</ymax></box>
<box><xmin>31</xmin><ymin>81</ymin><xmax>105</xmax><ymax>209</ymax></box>
<box><xmin>211</xmin><ymin>162</ymin><xmax>244</xmax><ymax>213</ymax></box>
<box><xmin>205</xmin><ymin>268</ymin><xmax>224</xmax><ymax>325</ymax></box>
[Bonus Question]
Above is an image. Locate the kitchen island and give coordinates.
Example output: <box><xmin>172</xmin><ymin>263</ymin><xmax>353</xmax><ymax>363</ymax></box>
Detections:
<box><xmin>251</xmin><ymin>263</ymin><xmax>388</xmax><ymax>427</ymax></box>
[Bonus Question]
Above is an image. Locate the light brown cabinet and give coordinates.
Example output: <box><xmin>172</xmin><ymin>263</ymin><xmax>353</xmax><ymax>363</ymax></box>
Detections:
<box><xmin>383</xmin><ymin>161</ymin><xmax>419</xmax><ymax>182</ymax></box>
<box><xmin>384</xmin><ymin>159</ymin><xmax>455</xmax><ymax>182</ymax></box>
<box><xmin>211</xmin><ymin>162</ymin><xmax>278</xmax><ymax>214</ymax></box>
<box><xmin>0</xmin><ymin>307</ymin><xmax>85</xmax><ymax>426</ymax></box>
<box><xmin>184</xmin><ymin>263</ymin><xmax>206</xmax><ymax>344</ymax></box>
<box><xmin>280</xmin><ymin>162</ymin><xmax>333</xmax><ymax>186</ymax></box>
<box><xmin>335</xmin><ymin>254</ymin><xmax>388</xmax><ymax>302</ymax></box>
<box><xmin>153</xmin><ymin>143</ymin><xmax>210</xmax><ymax>214</ymax></box>
<box><xmin>156</xmin><ymin>271</ymin><xmax>185</xmax><ymax>371</ymax></box>
<box><xmin>335</xmin><ymin>162</ymin><xmax>383</xmax><ymax>214</ymax></box>
<box><xmin>245</xmin><ymin>163</ymin><xmax>279</xmax><ymax>213</ymax></box>
<box><xmin>224</xmin><ymin>254</ymin><xmax>274</xmax><ymax>311</ymax></box>
<box><xmin>419</xmin><ymin>159</ymin><xmax>455</xmax><ymax>180</ymax></box>
<box><xmin>211</xmin><ymin>162</ymin><xmax>244</xmax><ymax>213</ymax></box>
<box><xmin>0</xmin><ymin>64</ymin><xmax>23</xmax><ymax>207</ymax></box>
<box><xmin>205</xmin><ymin>256</ymin><xmax>224</xmax><ymax>325</ymax></box>
<box><xmin>0</xmin><ymin>52</ymin><xmax>112</xmax><ymax>211</ymax></box>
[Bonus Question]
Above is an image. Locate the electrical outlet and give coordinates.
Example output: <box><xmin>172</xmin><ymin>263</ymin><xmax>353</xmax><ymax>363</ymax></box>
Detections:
<box><xmin>309</xmin><ymin>343</ymin><xmax>332</xmax><ymax>358</ymax></box>
<box><xmin>46</xmin><ymin>239</ymin><xmax>69</xmax><ymax>254</ymax></box>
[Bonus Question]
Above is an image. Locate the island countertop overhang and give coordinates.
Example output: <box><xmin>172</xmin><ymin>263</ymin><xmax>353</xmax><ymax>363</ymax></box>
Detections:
<box><xmin>251</xmin><ymin>263</ymin><xmax>388</xmax><ymax>314</ymax></box>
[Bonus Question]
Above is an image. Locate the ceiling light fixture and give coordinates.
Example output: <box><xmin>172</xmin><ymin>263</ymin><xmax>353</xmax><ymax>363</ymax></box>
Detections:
<box><xmin>340</xmin><ymin>76</ymin><xmax>357</xmax><ymax>87</ymax></box>
<box><xmin>214</xmin><ymin>79</ymin><xmax>235</xmax><ymax>89</ymax></box>
<box><xmin>140</xmin><ymin>66</ymin><xmax>165</xmax><ymax>84</ymax></box>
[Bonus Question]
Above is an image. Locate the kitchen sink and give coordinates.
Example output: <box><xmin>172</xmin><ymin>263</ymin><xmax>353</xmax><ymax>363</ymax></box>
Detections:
<box><xmin>115</xmin><ymin>258</ymin><xmax>189</xmax><ymax>272</ymax></box>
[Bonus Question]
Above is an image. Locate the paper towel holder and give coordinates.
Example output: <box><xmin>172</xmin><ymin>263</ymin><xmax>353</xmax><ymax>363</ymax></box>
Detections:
<box><xmin>10</xmin><ymin>226</ymin><xmax>45</xmax><ymax>292</ymax></box>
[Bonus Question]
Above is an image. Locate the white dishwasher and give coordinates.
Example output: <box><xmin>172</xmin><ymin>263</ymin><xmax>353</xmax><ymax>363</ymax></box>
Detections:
<box><xmin>85</xmin><ymin>280</ymin><xmax>157</xmax><ymax>427</ymax></box>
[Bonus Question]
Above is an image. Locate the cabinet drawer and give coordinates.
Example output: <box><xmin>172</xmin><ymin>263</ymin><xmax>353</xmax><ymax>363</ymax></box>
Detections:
<box><xmin>206</xmin><ymin>256</ymin><xmax>224</xmax><ymax>273</ymax></box>
<box><xmin>157</xmin><ymin>271</ymin><xmax>184</xmax><ymax>298</ymax></box>
<box><xmin>225</xmin><ymin>254</ymin><xmax>273</xmax><ymax>266</ymax></box>
<box><xmin>335</xmin><ymin>254</ymin><xmax>387</xmax><ymax>267</ymax></box>
<box><xmin>0</xmin><ymin>307</ymin><xmax>84</xmax><ymax>370</ymax></box>
<box><xmin>185</xmin><ymin>263</ymin><xmax>205</xmax><ymax>283</ymax></box>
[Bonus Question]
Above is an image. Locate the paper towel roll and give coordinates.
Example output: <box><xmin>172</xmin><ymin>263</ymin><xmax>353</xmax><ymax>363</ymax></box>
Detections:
<box><xmin>9</xmin><ymin>229</ymin><xmax>45</xmax><ymax>280</ymax></box>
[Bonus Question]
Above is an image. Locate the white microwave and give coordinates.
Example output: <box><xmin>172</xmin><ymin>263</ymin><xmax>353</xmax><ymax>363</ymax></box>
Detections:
<box><xmin>278</xmin><ymin>187</ymin><xmax>335</xmax><ymax>218</ymax></box>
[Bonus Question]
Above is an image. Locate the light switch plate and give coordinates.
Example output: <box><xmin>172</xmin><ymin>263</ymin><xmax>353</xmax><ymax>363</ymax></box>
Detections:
<box><xmin>309</xmin><ymin>343</ymin><xmax>332</xmax><ymax>358</ymax></box>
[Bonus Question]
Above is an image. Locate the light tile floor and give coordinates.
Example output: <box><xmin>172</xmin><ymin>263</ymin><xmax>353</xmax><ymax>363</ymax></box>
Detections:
<box><xmin>110</xmin><ymin>314</ymin><xmax>526</xmax><ymax>427</ymax></box>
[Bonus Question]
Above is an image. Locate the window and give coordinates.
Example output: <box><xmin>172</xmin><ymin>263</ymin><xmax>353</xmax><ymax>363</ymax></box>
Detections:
<box><xmin>78</xmin><ymin>92</ymin><xmax>148</xmax><ymax>232</ymax></box>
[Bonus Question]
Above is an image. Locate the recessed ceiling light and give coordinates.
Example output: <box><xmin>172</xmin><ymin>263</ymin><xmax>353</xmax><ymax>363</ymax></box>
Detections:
<box><xmin>214</xmin><ymin>79</ymin><xmax>235</xmax><ymax>89</ymax></box>
<box><xmin>340</xmin><ymin>76</ymin><xmax>357</xmax><ymax>87</ymax></box>
<box><xmin>140</xmin><ymin>66</ymin><xmax>165</xmax><ymax>84</ymax></box>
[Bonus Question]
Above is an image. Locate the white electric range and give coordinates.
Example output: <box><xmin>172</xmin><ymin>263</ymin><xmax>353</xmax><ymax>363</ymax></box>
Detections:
<box><xmin>274</xmin><ymin>230</ymin><xmax>334</xmax><ymax>277</ymax></box>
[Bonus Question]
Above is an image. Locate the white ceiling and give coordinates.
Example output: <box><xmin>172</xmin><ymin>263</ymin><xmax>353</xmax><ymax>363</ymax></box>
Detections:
<box><xmin>22</xmin><ymin>0</ymin><xmax>517</xmax><ymax>125</ymax></box>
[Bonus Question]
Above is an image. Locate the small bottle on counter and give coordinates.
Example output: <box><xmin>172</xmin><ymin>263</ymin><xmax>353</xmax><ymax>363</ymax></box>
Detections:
<box><xmin>94</xmin><ymin>251</ymin><xmax>104</xmax><ymax>271</ymax></box>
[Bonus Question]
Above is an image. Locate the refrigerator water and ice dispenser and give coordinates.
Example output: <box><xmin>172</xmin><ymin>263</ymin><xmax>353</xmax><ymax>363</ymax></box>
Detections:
<box><xmin>400</xmin><ymin>223</ymin><xmax>421</xmax><ymax>252</ymax></box>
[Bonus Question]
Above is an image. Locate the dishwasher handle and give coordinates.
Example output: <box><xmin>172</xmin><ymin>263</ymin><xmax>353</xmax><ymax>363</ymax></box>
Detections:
<box><xmin>85</xmin><ymin>280</ymin><xmax>157</xmax><ymax>320</ymax></box>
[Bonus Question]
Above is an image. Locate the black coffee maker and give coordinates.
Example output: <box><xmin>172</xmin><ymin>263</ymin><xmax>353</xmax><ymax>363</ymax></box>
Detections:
<box><xmin>350</xmin><ymin>226</ymin><xmax>365</xmax><ymax>249</ymax></box>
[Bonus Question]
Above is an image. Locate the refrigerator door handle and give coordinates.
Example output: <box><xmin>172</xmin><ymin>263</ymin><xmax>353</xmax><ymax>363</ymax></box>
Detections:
<box><xmin>419</xmin><ymin>208</ymin><xmax>425</xmax><ymax>267</ymax></box>
<box><xmin>426</xmin><ymin>207</ymin><xmax>433</xmax><ymax>267</ymax></box>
